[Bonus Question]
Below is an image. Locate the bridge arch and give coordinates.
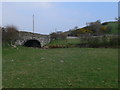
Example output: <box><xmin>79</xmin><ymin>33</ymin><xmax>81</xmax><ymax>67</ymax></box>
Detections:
<box><xmin>23</xmin><ymin>39</ymin><xmax>41</xmax><ymax>48</ymax></box>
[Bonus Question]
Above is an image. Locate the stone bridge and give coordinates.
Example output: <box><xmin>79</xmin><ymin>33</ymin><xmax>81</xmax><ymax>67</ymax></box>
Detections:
<box><xmin>15</xmin><ymin>31</ymin><xmax>51</xmax><ymax>47</ymax></box>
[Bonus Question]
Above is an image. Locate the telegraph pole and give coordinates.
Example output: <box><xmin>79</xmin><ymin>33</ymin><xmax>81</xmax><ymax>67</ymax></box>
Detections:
<box><xmin>33</xmin><ymin>14</ymin><xmax>34</xmax><ymax>33</ymax></box>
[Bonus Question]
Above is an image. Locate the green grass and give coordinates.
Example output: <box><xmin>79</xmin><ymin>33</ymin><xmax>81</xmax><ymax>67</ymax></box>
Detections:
<box><xmin>48</xmin><ymin>38</ymin><xmax>80</xmax><ymax>46</ymax></box>
<box><xmin>106</xmin><ymin>22</ymin><xmax>118</xmax><ymax>34</ymax></box>
<box><xmin>2</xmin><ymin>46</ymin><xmax>118</xmax><ymax>88</ymax></box>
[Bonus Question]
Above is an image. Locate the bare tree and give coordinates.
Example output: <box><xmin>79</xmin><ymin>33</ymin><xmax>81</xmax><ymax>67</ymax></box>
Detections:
<box><xmin>50</xmin><ymin>31</ymin><xmax>67</xmax><ymax>40</ymax></box>
<box><xmin>2</xmin><ymin>26</ymin><xmax>19</xmax><ymax>45</ymax></box>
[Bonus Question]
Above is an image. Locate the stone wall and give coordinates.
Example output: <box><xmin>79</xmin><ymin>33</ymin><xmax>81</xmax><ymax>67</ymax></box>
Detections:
<box><xmin>15</xmin><ymin>31</ymin><xmax>51</xmax><ymax>47</ymax></box>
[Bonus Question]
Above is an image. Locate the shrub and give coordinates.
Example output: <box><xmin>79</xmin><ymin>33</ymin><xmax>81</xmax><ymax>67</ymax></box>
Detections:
<box><xmin>109</xmin><ymin>35</ymin><xmax>119</xmax><ymax>47</ymax></box>
<box><xmin>102</xmin><ymin>22</ymin><xmax>108</xmax><ymax>25</ymax></box>
<box><xmin>2</xmin><ymin>26</ymin><xmax>19</xmax><ymax>45</ymax></box>
<box><xmin>80</xmin><ymin>35</ymin><xmax>119</xmax><ymax>48</ymax></box>
<box><xmin>50</xmin><ymin>32</ymin><xmax>67</xmax><ymax>41</ymax></box>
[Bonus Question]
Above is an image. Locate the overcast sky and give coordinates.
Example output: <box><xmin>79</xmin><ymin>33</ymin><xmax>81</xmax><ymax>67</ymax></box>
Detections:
<box><xmin>2</xmin><ymin>2</ymin><xmax>118</xmax><ymax>34</ymax></box>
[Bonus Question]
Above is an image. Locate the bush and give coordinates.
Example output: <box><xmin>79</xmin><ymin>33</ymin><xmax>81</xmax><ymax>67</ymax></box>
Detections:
<box><xmin>2</xmin><ymin>26</ymin><xmax>19</xmax><ymax>45</ymax></box>
<box><xmin>109</xmin><ymin>35</ymin><xmax>119</xmax><ymax>47</ymax></box>
<box><xmin>50</xmin><ymin>31</ymin><xmax>67</xmax><ymax>41</ymax></box>
<box><xmin>102</xmin><ymin>22</ymin><xmax>108</xmax><ymax>25</ymax></box>
<box><xmin>80</xmin><ymin>35</ymin><xmax>119</xmax><ymax>48</ymax></box>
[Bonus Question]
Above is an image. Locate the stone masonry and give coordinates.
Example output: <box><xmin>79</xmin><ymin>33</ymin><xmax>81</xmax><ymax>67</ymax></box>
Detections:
<box><xmin>15</xmin><ymin>31</ymin><xmax>51</xmax><ymax>47</ymax></box>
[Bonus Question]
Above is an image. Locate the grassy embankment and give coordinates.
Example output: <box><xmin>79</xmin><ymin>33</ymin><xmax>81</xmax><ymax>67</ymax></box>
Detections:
<box><xmin>47</xmin><ymin>38</ymin><xmax>80</xmax><ymax>47</ymax></box>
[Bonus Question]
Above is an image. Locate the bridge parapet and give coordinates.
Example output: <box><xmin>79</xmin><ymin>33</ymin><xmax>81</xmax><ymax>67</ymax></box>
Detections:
<box><xmin>15</xmin><ymin>31</ymin><xmax>51</xmax><ymax>47</ymax></box>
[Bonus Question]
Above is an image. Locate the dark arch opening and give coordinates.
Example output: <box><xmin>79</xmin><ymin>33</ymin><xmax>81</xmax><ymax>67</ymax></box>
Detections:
<box><xmin>24</xmin><ymin>39</ymin><xmax>41</xmax><ymax>48</ymax></box>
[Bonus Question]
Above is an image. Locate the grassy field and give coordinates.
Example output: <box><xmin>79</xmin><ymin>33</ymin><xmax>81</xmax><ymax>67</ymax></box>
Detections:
<box><xmin>48</xmin><ymin>38</ymin><xmax>80</xmax><ymax>46</ymax></box>
<box><xmin>106</xmin><ymin>22</ymin><xmax>118</xmax><ymax>34</ymax></box>
<box><xmin>2</xmin><ymin>46</ymin><xmax>118</xmax><ymax>88</ymax></box>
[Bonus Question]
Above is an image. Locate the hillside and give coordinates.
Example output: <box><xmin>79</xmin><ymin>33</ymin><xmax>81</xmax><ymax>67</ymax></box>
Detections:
<box><xmin>64</xmin><ymin>21</ymin><xmax>118</xmax><ymax>36</ymax></box>
<box><xmin>104</xmin><ymin>21</ymin><xmax>118</xmax><ymax>34</ymax></box>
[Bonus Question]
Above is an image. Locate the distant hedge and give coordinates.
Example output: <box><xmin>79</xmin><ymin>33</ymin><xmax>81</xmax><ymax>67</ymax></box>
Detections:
<box><xmin>79</xmin><ymin>35</ymin><xmax>120</xmax><ymax>48</ymax></box>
